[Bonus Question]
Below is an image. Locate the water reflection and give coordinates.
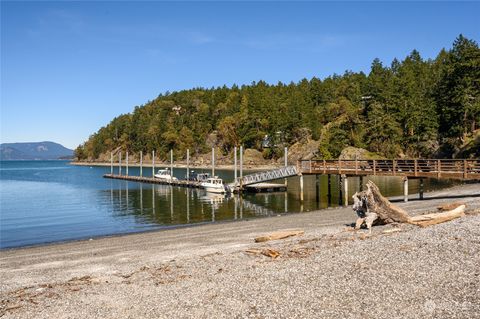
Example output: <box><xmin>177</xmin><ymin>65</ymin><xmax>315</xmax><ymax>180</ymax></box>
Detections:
<box><xmin>105</xmin><ymin>171</ymin><xmax>456</xmax><ymax>230</ymax></box>
<box><xmin>1</xmin><ymin>161</ymin><xmax>458</xmax><ymax>249</ymax></box>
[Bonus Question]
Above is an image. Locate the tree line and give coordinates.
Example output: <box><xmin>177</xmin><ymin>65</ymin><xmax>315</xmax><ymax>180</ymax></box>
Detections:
<box><xmin>75</xmin><ymin>35</ymin><xmax>480</xmax><ymax>161</ymax></box>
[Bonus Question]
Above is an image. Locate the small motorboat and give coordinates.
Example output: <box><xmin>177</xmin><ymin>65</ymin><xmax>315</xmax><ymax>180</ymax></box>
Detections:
<box><xmin>201</xmin><ymin>176</ymin><xmax>227</xmax><ymax>194</ymax></box>
<box><xmin>154</xmin><ymin>168</ymin><xmax>178</xmax><ymax>182</ymax></box>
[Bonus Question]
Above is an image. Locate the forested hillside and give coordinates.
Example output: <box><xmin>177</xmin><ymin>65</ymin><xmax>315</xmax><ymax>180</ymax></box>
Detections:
<box><xmin>76</xmin><ymin>35</ymin><xmax>480</xmax><ymax>161</ymax></box>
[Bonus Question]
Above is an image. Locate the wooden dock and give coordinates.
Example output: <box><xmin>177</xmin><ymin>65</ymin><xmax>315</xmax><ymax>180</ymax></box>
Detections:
<box><xmin>299</xmin><ymin>159</ymin><xmax>480</xmax><ymax>180</ymax></box>
<box><xmin>244</xmin><ymin>183</ymin><xmax>287</xmax><ymax>193</ymax></box>
<box><xmin>103</xmin><ymin>174</ymin><xmax>287</xmax><ymax>193</ymax></box>
<box><xmin>103</xmin><ymin>174</ymin><xmax>202</xmax><ymax>187</ymax></box>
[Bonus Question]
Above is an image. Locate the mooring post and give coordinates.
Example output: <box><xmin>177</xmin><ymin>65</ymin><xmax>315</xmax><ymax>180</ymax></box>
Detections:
<box><xmin>284</xmin><ymin>191</ymin><xmax>288</xmax><ymax>213</ymax></box>
<box><xmin>234</xmin><ymin>146</ymin><xmax>238</xmax><ymax>184</ymax></box>
<box><xmin>327</xmin><ymin>174</ymin><xmax>332</xmax><ymax>206</ymax></box>
<box><xmin>140</xmin><ymin>151</ymin><xmax>143</xmax><ymax>177</ymax></box>
<box><xmin>211</xmin><ymin>147</ymin><xmax>215</xmax><ymax>177</ymax></box>
<box><xmin>338</xmin><ymin>175</ymin><xmax>343</xmax><ymax>206</ymax></box>
<box><xmin>403</xmin><ymin>177</ymin><xmax>409</xmax><ymax>202</ymax></box>
<box><xmin>152</xmin><ymin>150</ymin><xmax>155</xmax><ymax>177</ymax></box>
<box><xmin>299</xmin><ymin>174</ymin><xmax>304</xmax><ymax>202</ymax></box>
<box><xmin>170</xmin><ymin>188</ymin><xmax>173</xmax><ymax>219</ymax></box>
<box><xmin>284</xmin><ymin>147</ymin><xmax>288</xmax><ymax>187</ymax></box>
<box><xmin>186</xmin><ymin>149</ymin><xmax>190</xmax><ymax>181</ymax></box>
<box><xmin>419</xmin><ymin>178</ymin><xmax>424</xmax><ymax>200</ymax></box>
<box><xmin>315</xmin><ymin>174</ymin><xmax>320</xmax><ymax>204</ymax></box>
<box><xmin>126</xmin><ymin>152</ymin><xmax>129</xmax><ymax>176</ymax></box>
<box><xmin>359</xmin><ymin>175</ymin><xmax>363</xmax><ymax>190</ymax></box>
<box><xmin>343</xmin><ymin>174</ymin><xmax>348</xmax><ymax>207</ymax></box>
<box><xmin>140</xmin><ymin>183</ymin><xmax>143</xmax><ymax>211</ymax></box>
<box><xmin>234</xmin><ymin>195</ymin><xmax>238</xmax><ymax>219</ymax></box>
<box><xmin>186</xmin><ymin>188</ymin><xmax>190</xmax><ymax>223</ymax></box>
<box><xmin>119</xmin><ymin>151</ymin><xmax>122</xmax><ymax>176</ymax></box>
<box><xmin>126</xmin><ymin>179</ymin><xmax>129</xmax><ymax>208</ymax></box>
<box><xmin>240</xmin><ymin>145</ymin><xmax>243</xmax><ymax>190</ymax></box>
<box><xmin>170</xmin><ymin>149</ymin><xmax>174</xmax><ymax>183</ymax></box>
<box><xmin>152</xmin><ymin>184</ymin><xmax>155</xmax><ymax>212</ymax></box>
<box><xmin>110</xmin><ymin>152</ymin><xmax>113</xmax><ymax>175</ymax></box>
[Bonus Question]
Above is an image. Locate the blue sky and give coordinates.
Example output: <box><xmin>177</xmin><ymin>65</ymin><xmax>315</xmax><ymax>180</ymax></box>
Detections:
<box><xmin>1</xmin><ymin>1</ymin><xmax>479</xmax><ymax>149</ymax></box>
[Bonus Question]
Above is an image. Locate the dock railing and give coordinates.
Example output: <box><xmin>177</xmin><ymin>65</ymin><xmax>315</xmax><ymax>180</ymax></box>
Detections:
<box><xmin>299</xmin><ymin>159</ymin><xmax>480</xmax><ymax>180</ymax></box>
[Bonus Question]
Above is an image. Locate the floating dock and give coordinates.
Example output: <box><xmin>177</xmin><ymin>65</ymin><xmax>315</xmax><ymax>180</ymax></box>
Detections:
<box><xmin>103</xmin><ymin>174</ymin><xmax>287</xmax><ymax>193</ymax></box>
<box><xmin>103</xmin><ymin>174</ymin><xmax>201</xmax><ymax>187</ymax></box>
<box><xmin>244</xmin><ymin>183</ymin><xmax>287</xmax><ymax>193</ymax></box>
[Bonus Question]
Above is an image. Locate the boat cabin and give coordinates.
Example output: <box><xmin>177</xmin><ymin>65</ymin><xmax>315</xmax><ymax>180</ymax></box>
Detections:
<box><xmin>205</xmin><ymin>177</ymin><xmax>223</xmax><ymax>185</ymax></box>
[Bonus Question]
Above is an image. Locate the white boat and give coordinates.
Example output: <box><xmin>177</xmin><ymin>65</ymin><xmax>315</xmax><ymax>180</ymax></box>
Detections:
<box><xmin>154</xmin><ymin>168</ymin><xmax>178</xmax><ymax>182</ymax></box>
<box><xmin>201</xmin><ymin>177</ymin><xmax>226</xmax><ymax>194</ymax></box>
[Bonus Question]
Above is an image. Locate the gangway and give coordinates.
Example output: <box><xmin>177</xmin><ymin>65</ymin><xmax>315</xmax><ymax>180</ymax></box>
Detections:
<box><xmin>229</xmin><ymin>165</ymin><xmax>299</xmax><ymax>190</ymax></box>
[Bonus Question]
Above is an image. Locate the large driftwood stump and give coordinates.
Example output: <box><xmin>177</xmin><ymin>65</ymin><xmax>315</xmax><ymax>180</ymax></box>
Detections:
<box><xmin>352</xmin><ymin>180</ymin><xmax>465</xmax><ymax>233</ymax></box>
<box><xmin>352</xmin><ymin>181</ymin><xmax>411</xmax><ymax>232</ymax></box>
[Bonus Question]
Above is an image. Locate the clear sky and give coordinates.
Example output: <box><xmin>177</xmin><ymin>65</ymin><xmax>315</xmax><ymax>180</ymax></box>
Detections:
<box><xmin>1</xmin><ymin>1</ymin><xmax>479</xmax><ymax>149</ymax></box>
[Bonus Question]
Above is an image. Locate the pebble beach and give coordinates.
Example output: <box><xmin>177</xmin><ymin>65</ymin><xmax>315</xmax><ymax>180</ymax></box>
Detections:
<box><xmin>1</xmin><ymin>183</ymin><xmax>479</xmax><ymax>319</ymax></box>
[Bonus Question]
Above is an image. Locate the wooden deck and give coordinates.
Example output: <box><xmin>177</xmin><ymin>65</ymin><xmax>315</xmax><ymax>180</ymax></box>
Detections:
<box><xmin>299</xmin><ymin>159</ymin><xmax>480</xmax><ymax>180</ymax></box>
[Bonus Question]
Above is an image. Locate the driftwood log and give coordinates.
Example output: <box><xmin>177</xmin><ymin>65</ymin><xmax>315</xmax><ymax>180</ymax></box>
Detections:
<box><xmin>410</xmin><ymin>205</ymin><xmax>465</xmax><ymax>227</ymax></box>
<box><xmin>254</xmin><ymin>230</ymin><xmax>304</xmax><ymax>243</ymax></box>
<box><xmin>352</xmin><ymin>180</ymin><xmax>465</xmax><ymax>233</ymax></box>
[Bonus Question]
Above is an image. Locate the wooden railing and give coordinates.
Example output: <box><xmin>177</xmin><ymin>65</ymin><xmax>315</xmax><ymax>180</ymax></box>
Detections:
<box><xmin>299</xmin><ymin>159</ymin><xmax>480</xmax><ymax>180</ymax></box>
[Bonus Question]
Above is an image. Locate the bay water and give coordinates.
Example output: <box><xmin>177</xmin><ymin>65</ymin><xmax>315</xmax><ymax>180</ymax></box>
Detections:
<box><xmin>0</xmin><ymin>160</ymin><xmax>454</xmax><ymax>249</ymax></box>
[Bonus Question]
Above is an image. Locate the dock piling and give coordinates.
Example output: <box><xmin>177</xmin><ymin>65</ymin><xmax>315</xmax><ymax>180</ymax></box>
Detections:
<box><xmin>343</xmin><ymin>174</ymin><xmax>348</xmax><ymax>207</ymax></box>
<box><xmin>284</xmin><ymin>147</ymin><xmax>288</xmax><ymax>187</ymax></box>
<box><xmin>152</xmin><ymin>151</ymin><xmax>155</xmax><ymax>177</ymax></box>
<box><xmin>110</xmin><ymin>152</ymin><xmax>113</xmax><ymax>175</ymax></box>
<box><xmin>299</xmin><ymin>174</ymin><xmax>304</xmax><ymax>202</ymax></box>
<box><xmin>170</xmin><ymin>149</ymin><xmax>173</xmax><ymax>182</ymax></box>
<box><xmin>152</xmin><ymin>184</ymin><xmax>155</xmax><ymax>212</ymax></box>
<box><xmin>403</xmin><ymin>177</ymin><xmax>409</xmax><ymax>202</ymax></box>
<box><xmin>234</xmin><ymin>146</ymin><xmax>237</xmax><ymax>183</ymax></box>
<box><xmin>327</xmin><ymin>174</ymin><xmax>332</xmax><ymax>206</ymax></box>
<box><xmin>140</xmin><ymin>151</ymin><xmax>143</xmax><ymax>177</ymax></box>
<box><xmin>338</xmin><ymin>175</ymin><xmax>343</xmax><ymax>206</ymax></box>
<box><xmin>119</xmin><ymin>151</ymin><xmax>122</xmax><ymax>176</ymax></box>
<box><xmin>419</xmin><ymin>178</ymin><xmax>424</xmax><ymax>200</ymax></box>
<box><xmin>187</xmin><ymin>149</ymin><xmax>190</xmax><ymax>180</ymax></box>
<box><xmin>140</xmin><ymin>183</ymin><xmax>143</xmax><ymax>211</ymax></box>
<box><xmin>126</xmin><ymin>152</ymin><xmax>129</xmax><ymax>176</ymax></box>
<box><xmin>212</xmin><ymin>147</ymin><xmax>215</xmax><ymax>177</ymax></box>
<box><xmin>186</xmin><ymin>188</ymin><xmax>190</xmax><ymax>223</ymax></box>
<box><xmin>240</xmin><ymin>145</ymin><xmax>243</xmax><ymax>190</ymax></box>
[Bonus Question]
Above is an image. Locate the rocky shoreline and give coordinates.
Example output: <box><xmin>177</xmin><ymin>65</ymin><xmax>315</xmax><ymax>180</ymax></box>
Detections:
<box><xmin>70</xmin><ymin>160</ymin><xmax>282</xmax><ymax>172</ymax></box>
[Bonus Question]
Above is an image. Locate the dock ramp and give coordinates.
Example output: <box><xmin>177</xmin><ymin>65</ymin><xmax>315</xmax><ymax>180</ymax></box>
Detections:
<box><xmin>229</xmin><ymin>165</ymin><xmax>299</xmax><ymax>189</ymax></box>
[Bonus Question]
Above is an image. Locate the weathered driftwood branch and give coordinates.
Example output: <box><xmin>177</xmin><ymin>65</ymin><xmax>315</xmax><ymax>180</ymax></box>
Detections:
<box><xmin>352</xmin><ymin>180</ymin><xmax>465</xmax><ymax>233</ymax></box>
<box><xmin>254</xmin><ymin>230</ymin><xmax>304</xmax><ymax>243</ymax></box>
<box><xmin>410</xmin><ymin>205</ymin><xmax>465</xmax><ymax>227</ymax></box>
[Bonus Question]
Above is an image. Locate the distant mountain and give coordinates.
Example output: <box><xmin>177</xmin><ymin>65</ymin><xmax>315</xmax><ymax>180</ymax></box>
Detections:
<box><xmin>0</xmin><ymin>142</ymin><xmax>74</xmax><ymax>160</ymax></box>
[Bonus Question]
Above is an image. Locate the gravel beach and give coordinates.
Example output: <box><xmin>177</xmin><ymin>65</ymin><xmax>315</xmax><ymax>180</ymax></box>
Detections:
<box><xmin>1</xmin><ymin>183</ymin><xmax>479</xmax><ymax>319</ymax></box>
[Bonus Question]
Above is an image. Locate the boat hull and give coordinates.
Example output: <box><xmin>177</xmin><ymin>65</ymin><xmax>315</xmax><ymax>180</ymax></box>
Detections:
<box><xmin>154</xmin><ymin>175</ymin><xmax>177</xmax><ymax>182</ymax></box>
<box><xmin>202</xmin><ymin>185</ymin><xmax>226</xmax><ymax>194</ymax></box>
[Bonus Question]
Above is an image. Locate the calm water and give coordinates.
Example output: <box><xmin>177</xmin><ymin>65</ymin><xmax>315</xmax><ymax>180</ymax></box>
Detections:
<box><xmin>0</xmin><ymin>160</ymin><xmax>454</xmax><ymax>249</ymax></box>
